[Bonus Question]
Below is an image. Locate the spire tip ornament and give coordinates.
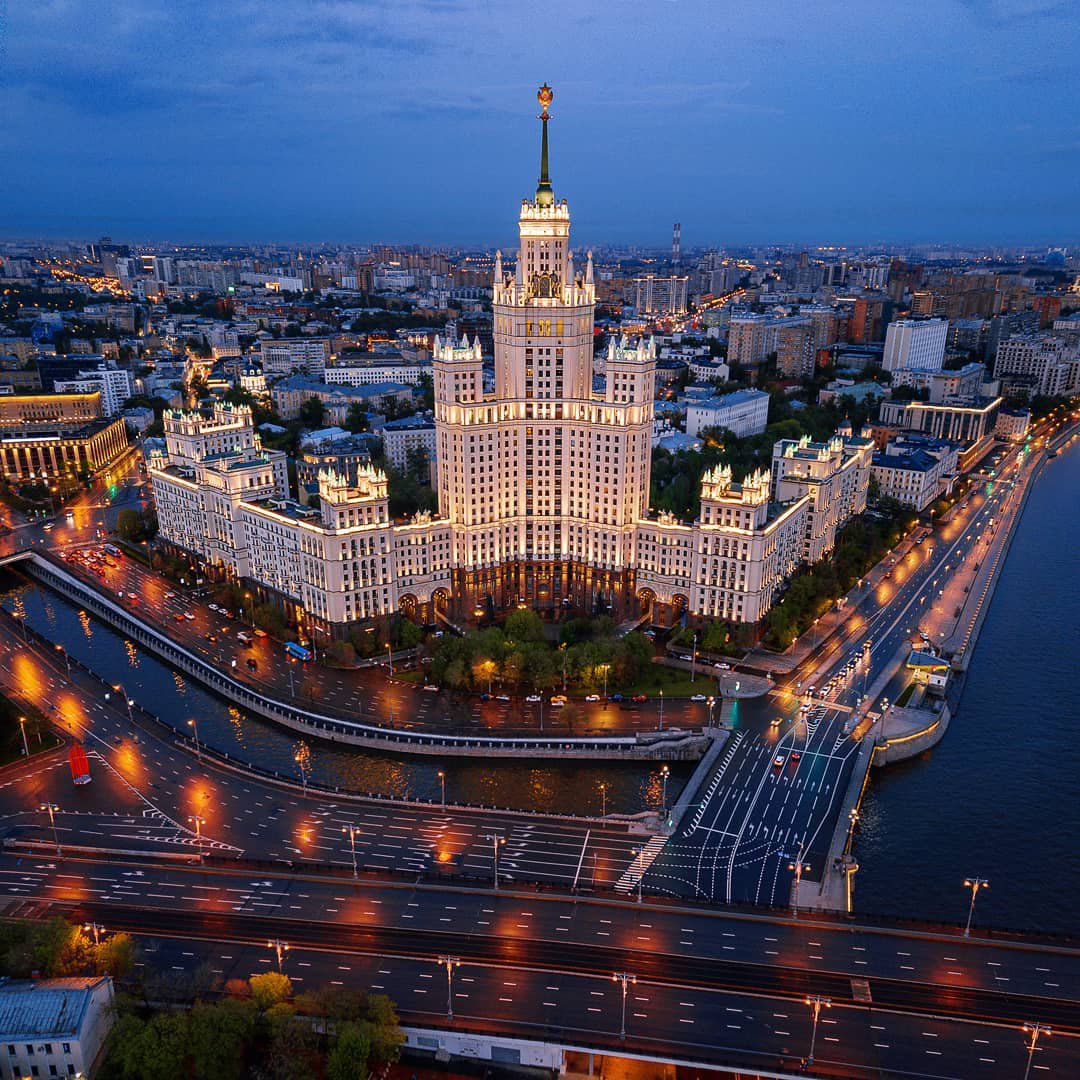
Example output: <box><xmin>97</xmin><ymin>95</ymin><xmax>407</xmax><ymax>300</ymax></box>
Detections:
<box><xmin>535</xmin><ymin>84</ymin><xmax>554</xmax><ymax>206</ymax></box>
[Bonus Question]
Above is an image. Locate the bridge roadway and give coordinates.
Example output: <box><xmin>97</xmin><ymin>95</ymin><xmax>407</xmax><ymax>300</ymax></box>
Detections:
<box><xmin>642</xmin><ymin>430</ymin><xmax>1041</xmax><ymax>907</ymax></box>
<box><xmin>0</xmin><ymin>854</ymin><xmax>1076</xmax><ymax>1076</ymax></box>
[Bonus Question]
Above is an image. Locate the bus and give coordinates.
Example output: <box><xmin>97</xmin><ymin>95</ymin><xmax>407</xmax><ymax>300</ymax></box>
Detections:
<box><xmin>284</xmin><ymin>641</ymin><xmax>313</xmax><ymax>662</ymax></box>
<box><xmin>103</xmin><ymin>543</ymin><xmax>122</xmax><ymax>557</ymax></box>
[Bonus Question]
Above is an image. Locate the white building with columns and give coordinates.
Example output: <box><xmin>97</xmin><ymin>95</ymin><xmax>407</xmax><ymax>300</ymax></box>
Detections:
<box><xmin>150</xmin><ymin>88</ymin><xmax>870</xmax><ymax>634</ymax></box>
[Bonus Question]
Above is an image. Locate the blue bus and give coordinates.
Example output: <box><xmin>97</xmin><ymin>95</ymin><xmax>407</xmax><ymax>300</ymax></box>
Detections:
<box><xmin>284</xmin><ymin>641</ymin><xmax>313</xmax><ymax>662</ymax></box>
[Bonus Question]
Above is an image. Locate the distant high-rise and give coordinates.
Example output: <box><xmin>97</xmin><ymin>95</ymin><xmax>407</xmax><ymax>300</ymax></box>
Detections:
<box><xmin>882</xmin><ymin>318</ymin><xmax>948</xmax><ymax>373</ymax></box>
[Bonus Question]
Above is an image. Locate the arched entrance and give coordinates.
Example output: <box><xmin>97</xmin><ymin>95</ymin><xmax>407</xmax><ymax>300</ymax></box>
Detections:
<box><xmin>637</xmin><ymin>588</ymin><xmax>656</xmax><ymax>622</ymax></box>
<box><xmin>399</xmin><ymin>593</ymin><xmax>418</xmax><ymax>620</ymax></box>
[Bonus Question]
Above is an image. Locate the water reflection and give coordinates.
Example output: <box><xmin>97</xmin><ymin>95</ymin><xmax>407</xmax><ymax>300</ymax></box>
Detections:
<box><xmin>1</xmin><ymin>578</ymin><xmax>690</xmax><ymax>815</ymax></box>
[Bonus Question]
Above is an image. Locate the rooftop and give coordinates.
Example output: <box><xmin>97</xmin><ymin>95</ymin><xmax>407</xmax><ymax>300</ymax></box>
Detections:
<box><xmin>0</xmin><ymin>977</ymin><xmax>108</xmax><ymax>1040</ymax></box>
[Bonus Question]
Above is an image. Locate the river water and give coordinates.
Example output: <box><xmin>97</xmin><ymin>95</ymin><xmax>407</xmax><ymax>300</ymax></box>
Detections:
<box><xmin>852</xmin><ymin>436</ymin><xmax>1080</xmax><ymax>934</ymax></box>
<box><xmin>0</xmin><ymin>582</ymin><xmax>687</xmax><ymax>818</ymax></box>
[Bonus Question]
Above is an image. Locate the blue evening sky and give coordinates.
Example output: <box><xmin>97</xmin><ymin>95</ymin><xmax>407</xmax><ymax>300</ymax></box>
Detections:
<box><xmin>1</xmin><ymin>1</ymin><xmax>1077</xmax><ymax>247</ymax></box>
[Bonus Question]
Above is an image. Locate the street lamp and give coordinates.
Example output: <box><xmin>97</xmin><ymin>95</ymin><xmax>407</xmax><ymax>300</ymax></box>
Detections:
<box><xmin>560</xmin><ymin>641</ymin><xmax>568</xmax><ymax>692</ymax></box>
<box><xmin>659</xmin><ymin>764</ymin><xmax>669</xmax><ymax>817</ymax></box>
<box><xmin>804</xmin><ymin>995</ymin><xmax>831</xmax><ymax>1067</ymax></box>
<box><xmin>611</xmin><ymin>972</ymin><xmax>637</xmax><ymax>1040</ymax></box>
<box><xmin>55</xmin><ymin>643</ymin><xmax>70</xmax><ymax>674</ymax></box>
<box><xmin>1022</xmin><ymin>1023</ymin><xmax>1051</xmax><ymax>1080</ymax></box>
<box><xmin>963</xmin><ymin>877</ymin><xmax>989</xmax><ymax>937</ymax></box>
<box><xmin>342</xmin><ymin>824</ymin><xmax>361</xmax><ymax>878</ymax></box>
<box><xmin>40</xmin><ymin>802</ymin><xmax>61</xmax><ymax>855</ymax></box>
<box><xmin>483</xmin><ymin>833</ymin><xmax>505</xmax><ymax>890</ymax></box>
<box><xmin>599</xmin><ymin>782</ymin><xmax>607</xmax><ymax>819</ymax></box>
<box><xmin>295</xmin><ymin>749</ymin><xmax>308</xmax><ymax>792</ymax></box>
<box><xmin>690</xmin><ymin>632</ymin><xmax>697</xmax><ymax>682</ymax></box>
<box><xmin>188</xmin><ymin>815</ymin><xmax>206</xmax><ymax>861</ymax></box>
<box><xmin>84</xmin><ymin>922</ymin><xmax>105</xmax><ymax>947</ymax></box>
<box><xmin>17</xmin><ymin>715</ymin><xmax>30</xmax><ymax>758</ymax></box>
<box><xmin>658</xmin><ymin>689</ymin><xmax>664</xmax><ymax>731</ymax></box>
<box><xmin>437</xmin><ymin>770</ymin><xmax>446</xmax><ymax>808</ymax></box>
<box><xmin>187</xmin><ymin>717</ymin><xmax>201</xmax><ymax>760</ymax></box>
<box><xmin>112</xmin><ymin>683</ymin><xmax>133</xmax><ymax>722</ymax></box>
<box><xmin>707</xmin><ymin>695</ymin><xmax>715</xmax><ymax>728</ymax></box>
<box><xmin>788</xmin><ymin>844</ymin><xmax>811</xmax><ymax>919</ymax></box>
<box><xmin>385</xmin><ymin>642</ymin><xmax>394</xmax><ymax>679</ymax></box>
<box><xmin>437</xmin><ymin>955</ymin><xmax>461</xmax><ymax>1019</ymax></box>
<box><xmin>267</xmin><ymin>939</ymin><xmax>289</xmax><ymax>972</ymax></box>
<box><xmin>601</xmin><ymin>663</ymin><xmax>610</xmax><ymax>701</ymax></box>
<box><xmin>630</xmin><ymin>847</ymin><xmax>645</xmax><ymax>903</ymax></box>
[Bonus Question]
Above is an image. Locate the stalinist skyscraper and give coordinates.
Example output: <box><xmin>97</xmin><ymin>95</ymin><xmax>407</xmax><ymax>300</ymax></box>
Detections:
<box><xmin>435</xmin><ymin>85</ymin><xmax>656</xmax><ymax>618</ymax></box>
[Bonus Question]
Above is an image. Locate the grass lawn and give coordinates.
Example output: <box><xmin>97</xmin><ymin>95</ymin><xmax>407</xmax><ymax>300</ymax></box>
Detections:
<box><xmin>617</xmin><ymin>664</ymin><xmax>723</xmax><ymax>698</ymax></box>
<box><xmin>0</xmin><ymin>699</ymin><xmax>62</xmax><ymax>768</ymax></box>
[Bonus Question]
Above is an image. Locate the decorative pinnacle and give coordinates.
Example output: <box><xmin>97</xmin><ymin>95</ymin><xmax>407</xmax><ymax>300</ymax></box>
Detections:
<box><xmin>536</xmin><ymin>84</ymin><xmax>554</xmax><ymax>207</ymax></box>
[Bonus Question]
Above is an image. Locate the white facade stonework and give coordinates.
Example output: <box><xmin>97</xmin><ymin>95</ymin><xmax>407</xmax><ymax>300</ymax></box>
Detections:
<box><xmin>149</xmin><ymin>92</ymin><xmax>871</xmax><ymax>631</ymax></box>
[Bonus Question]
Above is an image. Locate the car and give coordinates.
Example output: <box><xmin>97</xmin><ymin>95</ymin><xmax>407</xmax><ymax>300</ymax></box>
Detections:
<box><xmin>642</xmin><ymin>630</ymin><xmax>656</xmax><ymax>639</ymax></box>
<box><xmin>222</xmin><ymin>610</ymin><xmax>234</xmax><ymax>619</ymax></box>
<box><xmin>677</xmin><ymin>654</ymin><xmax>692</xmax><ymax>662</ymax></box>
<box><xmin>549</xmin><ymin>698</ymin><xmax>566</xmax><ymax>707</ymax></box>
<box><xmin>585</xmin><ymin>694</ymin><xmax>601</xmax><ymax>702</ymax></box>
<box><xmin>246</xmin><ymin>658</ymin><xmax>258</xmax><ymax>671</ymax></box>
<box><xmin>423</xmin><ymin>684</ymin><xmax>439</xmax><ymax>692</ymax></box>
<box><xmin>525</xmin><ymin>695</ymin><xmax>542</xmax><ymax>703</ymax></box>
<box><xmin>550</xmin><ymin>694</ymin><xmax>567</xmax><ymax>704</ymax></box>
<box><xmin>209</xmin><ymin>603</ymin><xmax>219</xmax><ymax>612</ymax></box>
<box><xmin>714</xmin><ymin>662</ymin><xmax>731</xmax><ymax>670</ymax></box>
<box><xmin>770</xmin><ymin>717</ymin><xmax>781</xmax><ymax>726</ymax></box>
<box><xmin>183</xmin><ymin>612</ymin><xmax>195</xmax><ymax>620</ymax></box>
<box><xmin>496</xmin><ymin>694</ymin><xmax>511</xmax><ymax>702</ymax></box>
<box><xmin>790</xmin><ymin>750</ymin><xmax>802</xmax><ymax>761</ymax></box>
<box><xmin>253</xmin><ymin>628</ymin><xmax>268</xmax><ymax>638</ymax></box>
<box><xmin>632</xmin><ymin>694</ymin><xmax>647</xmax><ymax>703</ymax></box>
<box><xmin>691</xmin><ymin>694</ymin><xmax>707</xmax><ymax>702</ymax></box>
<box><xmin>773</xmin><ymin>755</ymin><xmax>786</xmax><ymax>768</ymax></box>
<box><xmin>609</xmin><ymin>693</ymin><xmax>625</xmax><ymax>702</ymax></box>
<box><xmin>205</xmin><ymin>633</ymin><xmax>217</xmax><ymax>643</ymax></box>
<box><xmin>479</xmin><ymin>693</ymin><xmax>491</xmax><ymax>701</ymax></box>
<box><xmin>164</xmin><ymin>591</ymin><xmax>175</xmax><ymax>600</ymax></box>
<box><xmin>884</xmin><ymin>571</ymin><xmax>893</xmax><ymax>579</ymax></box>
<box><xmin>173</xmin><ymin>613</ymin><xmax>186</xmax><ymax>622</ymax></box>
<box><xmin>806</xmin><ymin>685</ymin><xmax>816</xmax><ymax>696</ymax></box>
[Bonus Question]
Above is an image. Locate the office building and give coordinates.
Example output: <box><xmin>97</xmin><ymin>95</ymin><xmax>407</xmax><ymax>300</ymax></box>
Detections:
<box><xmin>882</xmin><ymin>318</ymin><xmax>948</xmax><ymax>374</ymax></box>
<box><xmin>685</xmin><ymin>388</ymin><xmax>771</xmax><ymax>439</ymax></box>
<box><xmin>54</xmin><ymin>364</ymin><xmax>133</xmax><ymax>416</ymax></box>
<box><xmin>258</xmin><ymin>338</ymin><xmax>330</xmax><ymax>379</ymax></box>
<box><xmin>633</xmin><ymin>274</ymin><xmax>689</xmax><ymax>316</ymax></box>
<box><xmin>993</xmin><ymin>336</ymin><xmax>1080</xmax><ymax>399</ymax></box>
<box><xmin>324</xmin><ymin>355</ymin><xmax>433</xmax><ymax>386</ymax></box>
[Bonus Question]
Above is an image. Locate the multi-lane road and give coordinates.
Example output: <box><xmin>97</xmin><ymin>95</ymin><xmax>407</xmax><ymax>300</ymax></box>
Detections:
<box><xmin>1</xmin><ymin>853</ymin><xmax>1076</xmax><ymax>1076</ymax></box>
<box><xmin>644</xmin><ymin>431</ymin><xmax>1045</xmax><ymax>906</ymax></box>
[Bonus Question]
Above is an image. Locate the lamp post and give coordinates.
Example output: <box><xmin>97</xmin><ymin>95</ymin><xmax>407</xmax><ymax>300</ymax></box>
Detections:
<box><xmin>788</xmin><ymin>844</ymin><xmax>811</xmax><ymax>919</ymax></box>
<box><xmin>438</xmin><ymin>955</ymin><xmax>461</xmax><ymax>1019</ymax></box>
<box><xmin>484</xmin><ymin>832</ymin><xmax>505</xmax><ymax>890</ymax></box>
<box><xmin>342</xmin><ymin>824</ymin><xmax>360</xmax><ymax>878</ymax></box>
<box><xmin>560</xmin><ymin>641</ymin><xmax>568</xmax><ymax>692</ymax></box>
<box><xmin>602</xmin><ymin>664</ymin><xmax>609</xmax><ymax>701</ymax></box>
<box><xmin>55</xmin><ymin>643</ymin><xmax>70</xmax><ymax>674</ymax></box>
<box><xmin>963</xmin><ymin>877</ymin><xmax>989</xmax><ymax>937</ymax></box>
<box><xmin>658</xmin><ymin>689</ymin><xmax>664</xmax><ymax>732</ymax></box>
<box><xmin>804</xmin><ymin>995</ymin><xmax>831</xmax><ymax>1067</ymax></box>
<box><xmin>612</xmin><ymin>972</ymin><xmax>637</xmax><ymax>1040</ymax></box>
<box><xmin>40</xmin><ymin>802</ymin><xmax>61</xmax><ymax>855</ymax></box>
<box><xmin>707</xmin><ymin>695</ymin><xmax>715</xmax><ymax>729</ymax></box>
<box><xmin>1022</xmin><ymin>1023</ymin><xmax>1051</xmax><ymax>1080</ymax></box>
<box><xmin>84</xmin><ymin>921</ymin><xmax>104</xmax><ymax>947</ymax></box>
<box><xmin>438</xmin><ymin>770</ymin><xmax>446</xmax><ymax>808</ymax></box>
<box><xmin>659</xmin><ymin>764</ymin><xmax>669</xmax><ymax>818</ymax></box>
<box><xmin>267</xmin><ymin>939</ymin><xmax>289</xmax><ymax>972</ymax></box>
<box><xmin>630</xmin><ymin>847</ymin><xmax>645</xmax><ymax>903</ymax></box>
<box><xmin>690</xmin><ymin>632</ymin><xmax>698</xmax><ymax>682</ymax></box>
<box><xmin>113</xmin><ymin>683</ymin><xmax>133</xmax><ymax>722</ymax></box>
<box><xmin>295</xmin><ymin>749</ymin><xmax>308</xmax><ymax>792</ymax></box>
<box><xmin>188</xmin><ymin>815</ymin><xmax>205</xmax><ymax>862</ymax></box>
<box><xmin>187</xmin><ymin>717</ymin><xmax>201</xmax><ymax>760</ymax></box>
<box><xmin>385</xmin><ymin>642</ymin><xmax>394</xmax><ymax>679</ymax></box>
<box><xmin>17</xmin><ymin>715</ymin><xmax>30</xmax><ymax>759</ymax></box>
<box><xmin>599</xmin><ymin>782</ymin><xmax>607</xmax><ymax>819</ymax></box>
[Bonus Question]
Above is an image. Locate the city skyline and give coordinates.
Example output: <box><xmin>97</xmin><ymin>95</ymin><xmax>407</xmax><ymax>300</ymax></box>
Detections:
<box><xmin>3</xmin><ymin>1</ymin><xmax>1079</xmax><ymax>246</ymax></box>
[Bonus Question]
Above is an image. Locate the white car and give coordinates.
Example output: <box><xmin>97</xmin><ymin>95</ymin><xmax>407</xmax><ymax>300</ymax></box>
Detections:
<box><xmin>525</xmin><ymin>694</ymin><xmax>542</xmax><ymax>703</ymax></box>
<box><xmin>714</xmin><ymin>662</ymin><xmax>731</xmax><ymax>670</ymax></box>
<box><xmin>209</xmin><ymin>603</ymin><xmax>220</xmax><ymax>612</ymax></box>
<box><xmin>496</xmin><ymin>694</ymin><xmax>511</xmax><ymax>702</ymax></box>
<box><xmin>549</xmin><ymin>698</ymin><xmax>566</xmax><ymax>708</ymax></box>
<box><xmin>585</xmin><ymin>694</ymin><xmax>601</xmax><ymax>702</ymax></box>
<box><xmin>422</xmin><ymin>684</ymin><xmax>439</xmax><ymax>692</ymax></box>
<box><xmin>691</xmin><ymin>694</ymin><xmax>707</xmax><ymax>702</ymax></box>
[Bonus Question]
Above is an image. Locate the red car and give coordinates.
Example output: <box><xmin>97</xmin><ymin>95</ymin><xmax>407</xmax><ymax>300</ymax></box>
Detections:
<box><xmin>632</xmin><ymin>694</ymin><xmax>648</xmax><ymax>703</ymax></box>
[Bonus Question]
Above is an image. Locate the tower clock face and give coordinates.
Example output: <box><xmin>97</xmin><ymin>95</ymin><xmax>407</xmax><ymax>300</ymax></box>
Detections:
<box><xmin>532</xmin><ymin>271</ymin><xmax>559</xmax><ymax>298</ymax></box>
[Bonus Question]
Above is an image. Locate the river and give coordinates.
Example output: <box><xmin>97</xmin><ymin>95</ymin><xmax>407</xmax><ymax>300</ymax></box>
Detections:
<box><xmin>851</xmin><ymin>436</ymin><xmax>1080</xmax><ymax>933</ymax></box>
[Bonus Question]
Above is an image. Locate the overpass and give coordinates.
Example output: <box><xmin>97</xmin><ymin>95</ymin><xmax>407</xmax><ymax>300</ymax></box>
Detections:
<box><xmin>1</xmin><ymin>550</ymin><xmax>706</xmax><ymax>761</ymax></box>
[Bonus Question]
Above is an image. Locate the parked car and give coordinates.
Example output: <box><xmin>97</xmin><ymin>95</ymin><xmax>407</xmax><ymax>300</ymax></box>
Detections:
<box><xmin>631</xmin><ymin>694</ymin><xmax>647</xmax><ymax>703</ymax></box>
<box><xmin>525</xmin><ymin>695</ymin><xmax>542</xmax><ymax>703</ymax></box>
<box><xmin>423</xmin><ymin>684</ymin><xmax>439</xmax><ymax>692</ymax></box>
<box><xmin>585</xmin><ymin>694</ymin><xmax>601</xmax><ymax>702</ymax></box>
<box><xmin>691</xmin><ymin>694</ymin><xmax>707</xmax><ymax>702</ymax></box>
<box><xmin>609</xmin><ymin>693</ymin><xmax>625</xmax><ymax>703</ymax></box>
<box><xmin>253</xmin><ymin>628</ymin><xmax>268</xmax><ymax>638</ymax></box>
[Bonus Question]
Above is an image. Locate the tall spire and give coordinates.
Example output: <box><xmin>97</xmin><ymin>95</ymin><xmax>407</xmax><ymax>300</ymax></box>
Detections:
<box><xmin>535</xmin><ymin>83</ymin><xmax>554</xmax><ymax>207</ymax></box>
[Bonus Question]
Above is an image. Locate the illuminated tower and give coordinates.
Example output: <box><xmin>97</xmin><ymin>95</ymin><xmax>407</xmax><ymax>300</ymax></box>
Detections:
<box><xmin>435</xmin><ymin>86</ymin><xmax>655</xmax><ymax>618</ymax></box>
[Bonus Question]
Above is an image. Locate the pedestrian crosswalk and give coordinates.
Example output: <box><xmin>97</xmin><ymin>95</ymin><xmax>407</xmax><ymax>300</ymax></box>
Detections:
<box><xmin>615</xmin><ymin>834</ymin><xmax>667</xmax><ymax>893</ymax></box>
